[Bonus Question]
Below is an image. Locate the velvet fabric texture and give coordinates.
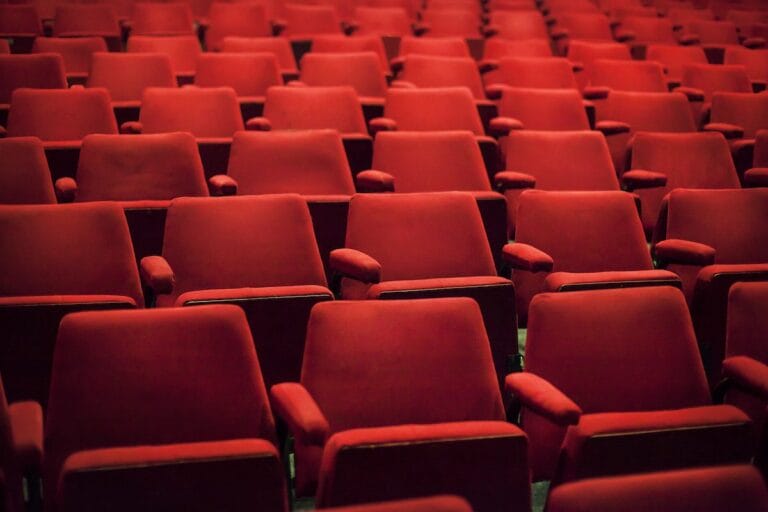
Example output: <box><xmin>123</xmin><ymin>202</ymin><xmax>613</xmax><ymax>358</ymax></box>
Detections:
<box><xmin>489</xmin><ymin>57</ymin><xmax>578</xmax><ymax>89</ymax></box>
<box><xmin>138</xmin><ymin>87</ymin><xmax>244</xmax><ymax>137</ymax></box>
<box><xmin>129</xmin><ymin>2</ymin><xmax>195</xmax><ymax>36</ymax></box>
<box><xmin>263</xmin><ymin>86</ymin><xmax>369</xmax><ymax>134</ymax></box>
<box><xmin>219</xmin><ymin>37</ymin><xmax>298</xmax><ymax>77</ymax></box>
<box><xmin>282</xmin><ymin>4</ymin><xmax>342</xmax><ymax>39</ymax></box>
<box><xmin>646</xmin><ymin>44</ymin><xmax>708</xmax><ymax>84</ymax></box>
<box><xmin>0</xmin><ymin>137</ymin><xmax>56</xmax><ymax>204</ymax></box>
<box><xmin>488</xmin><ymin>10</ymin><xmax>548</xmax><ymax>39</ymax></box>
<box><xmin>31</xmin><ymin>38</ymin><xmax>106</xmax><ymax>81</ymax></box>
<box><xmin>681</xmin><ymin>63</ymin><xmax>752</xmax><ymax>102</ymax></box>
<box><xmin>126</xmin><ymin>35</ymin><xmax>202</xmax><ymax>78</ymax></box>
<box><xmin>322</xmin><ymin>495</ymin><xmax>473</xmax><ymax>512</ymax></box>
<box><xmin>710</xmin><ymin>92</ymin><xmax>768</xmax><ymax>138</ymax></box>
<box><xmin>300</xmin><ymin>53</ymin><xmax>388</xmax><ymax>100</ymax></box>
<box><xmin>590</xmin><ymin>59</ymin><xmax>668</xmax><ymax>92</ymax></box>
<box><xmin>567</xmin><ymin>41</ymin><xmax>630</xmax><ymax>89</ymax></box>
<box><xmin>86</xmin><ymin>53</ymin><xmax>176</xmax><ymax>103</ymax></box>
<box><xmin>194</xmin><ymin>53</ymin><xmax>282</xmax><ymax>98</ymax></box>
<box><xmin>399</xmin><ymin>55</ymin><xmax>486</xmax><ymax>99</ymax></box>
<box><xmin>398</xmin><ymin>36</ymin><xmax>472</xmax><ymax>59</ymax></box>
<box><xmin>204</xmin><ymin>2</ymin><xmax>271</xmax><ymax>50</ymax></box>
<box><xmin>311</xmin><ymin>35</ymin><xmax>390</xmax><ymax>73</ymax></box>
<box><xmin>382</xmin><ymin>87</ymin><xmax>485</xmax><ymax>134</ymax></box>
<box><xmin>496</xmin><ymin>88</ymin><xmax>590</xmax><ymax>130</ymax></box>
<box><xmin>52</xmin><ymin>4</ymin><xmax>120</xmax><ymax>39</ymax></box>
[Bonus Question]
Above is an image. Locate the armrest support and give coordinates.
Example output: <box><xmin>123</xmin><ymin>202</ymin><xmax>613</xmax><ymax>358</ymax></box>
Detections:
<box><xmin>595</xmin><ymin>120</ymin><xmax>630</xmax><ymax>135</ymax></box>
<box><xmin>488</xmin><ymin>116</ymin><xmax>524</xmax><ymax>137</ymax></box>
<box><xmin>208</xmin><ymin>174</ymin><xmax>238</xmax><ymax>196</ymax></box>
<box><xmin>245</xmin><ymin>117</ymin><xmax>271</xmax><ymax>131</ymax></box>
<box><xmin>550</xmin><ymin>27</ymin><xmax>569</xmax><ymax>40</ymax></box>
<box><xmin>139</xmin><ymin>256</ymin><xmax>175</xmax><ymax>295</ymax></box>
<box><xmin>120</xmin><ymin>121</ymin><xmax>143</xmax><ymax>134</ymax></box>
<box><xmin>329</xmin><ymin>248</ymin><xmax>382</xmax><ymax>283</ymax></box>
<box><xmin>582</xmin><ymin>85</ymin><xmax>610</xmax><ymax>100</ymax></box>
<box><xmin>703</xmin><ymin>122</ymin><xmax>744</xmax><ymax>140</ymax></box>
<box><xmin>673</xmin><ymin>86</ymin><xmax>705</xmax><ymax>102</ymax></box>
<box><xmin>9</xmin><ymin>401</ymin><xmax>43</xmax><ymax>474</ymax></box>
<box><xmin>743</xmin><ymin>37</ymin><xmax>766</xmax><ymax>49</ymax></box>
<box><xmin>390</xmin><ymin>80</ymin><xmax>417</xmax><ymax>89</ymax></box>
<box><xmin>355</xmin><ymin>170</ymin><xmax>395</xmax><ymax>193</ymax></box>
<box><xmin>369</xmin><ymin>117</ymin><xmax>397</xmax><ymax>135</ymax></box>
<box><xmin>494</xmin><ymin>171</ymin><xmax>536</xmax><ymax>191</ymax></box>
<box><xmin>621</xmin><ymin>169</ymin><xmax>667</xmax><ymax>190</ymax></box>
<box><xmin>389</xmin><ymin>56</ymin><xmax>405</xmax><ymax>73</ymax></box>
<box><xmin>614</xmin><ymin>29</ymin><xmax>635</xmax><ymax>42</ymax></box>
<box><xmin>286</xmin><ymin>80</ymin><xmax>308</xmax><ymax>87</ymax></box>
<box><xmin>485</xmin><ymin>83</ymin><xmax>506</xmax><ymax>100</ymax></box>
<box><xmin>54</xmin><ymin>177</ymin><xmax>78</xmax><ymax>203</ymax></box>
<box><xmin>412</xmin><ymin>22</ymin><xmax>429</xmax><ymax>36</ymax></box>
<box><xmin>502</xmin><ymin>243</ymin><xmax>554</xmax><ymax>272</ymax></box>
<box><xmin>482</xmin><ymin>25</ymin><xmax>499</xmax><ymax>37</ymax></box>
<box><xmin>744</xmin><ymin>167</ymin><xmax>768</xmax><ymax>188</ymax></box>
<box><xmin>653</xmin><ymin>238</ymin><xmax>716</xmax><ymax>267</ymax></box>
<box><xmin>722</xmin><ymin>356</ymin><xmax>768</xmax><ymax>399</ymax></box>
<box><xmin>271</xmin><ymin>19</ymin><xmax>286</xmax><ymax>35</ymax></box>
<box><xmin>478</xmin><ymin>59</ymin><xmax>499</xmax><ymax>73</ymax></box>
<box><xmin>270</xmin><ymin>383</ymin><xmax>330</xmax><ymax>447</ymax></box>
<box><xmin>505</xmin><ymin>372</ymin><xmax>582</xmax><ymax>427</ymax></box>
<box><xmin>678</xmin><ymin>33</ymin><xmax>700</xmax><ymax>45</ymax></box>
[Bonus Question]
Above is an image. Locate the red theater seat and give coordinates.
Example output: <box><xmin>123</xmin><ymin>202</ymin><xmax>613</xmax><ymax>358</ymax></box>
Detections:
<box><xmin>725</xmin><ymin>47</ymin><xmax>768</xmax><ymax>92</ymax></box>
<box><xmin>613</xmin><ymin>16</ymin><xmax>684</xmax><ymax>59</ymax></box>
<box><xmin>0</xmin><ymin>54</ymin><xmax>67</xmax><ymax>127</ymax></box>
<box><xmin>646</xmin><ymin>44</ymin><xmax>708</xmax><ymax>88</ymax></box>
<box><xmin>52</xmin><ymin>5</ymin><xmax>121</xmax><ymax>51</ymax></box>
<box><xmin>482</xmin><ymin>38</ymin><xmax>553</xmax><ymax>71</ymax></box>
<box><xmin>202</xmin><ymin>2</ymin><xmax>271</xmax><ymax>51</ymax></box>
<box><xmin>0</xmin><ymin>202</ymin><xmax>143</xmax><ymax>405</ymax></box>
<box><xmin>219</xmin><ymin>36</ymin><xmax>299</xmax><ymax>81</ymax></box>
<box><xmin>566</xmin><ymin>40</ymin><xmax>631</xmax><ymax>90</ymax></box>
<box><xmin>323</xmin><ymin>496</ymin><xmax>473</xmax><ymax>512</ymax></box>
<box><xmin>46</xmin><ymin>306</ymin><xmax>287</xmax><ymax>512</ymax></box>
<box><xmin>0</xmin><ymin>137</ymin><xmax>55</xmax><ymax>205</ymax></box>
<box><xmin>485</xmin><ymin>57</ymin><xmax>578</xmax><ymax>91</ymax></box>
<box><xmin>748</xmin><ymin>129</ymin><xmax>768</xmax><ymax>187</ymax></box>
<box><xmin>588</xmin><ymin>59</ymin><xmax>668</xmax><ymax>92</ymax></box>
<box><xmin>311</xmin><ymin>35</ymin><xmax>390</xmax><ymax>75</ymax></box>
<box><xmin>547</xmin><ymin>466</ymin><xmax>768</xmax><ymax>512</ymax></box>
<box><xmin>678</xmin><ymin>63</ymin><xmax>752</xmax><ymax>122</ymax></box>
<box><xmin>271</xmin><ymin>298</ymin><xmax>529</xmax><ymax>510</ymax></box>
<box><xmin>140</xmin><ymin>195</ymin><xmax>333</xmax><ymax>389</ymax></box>
<box><xmin>350</xmin><ymin>6</ymin><xmax>412</xmax><ymax>37</ymax></box>
<box><xmin>281</xmin><ymin>4</ymin><xmax>343</xmax><ymax>42</ymax></box>
<box><xmin>126</xmin><ymin>35</ymin><xmax>202</xmax><ymax>85</ymax></box>
<box><xmin>0</xmin><ymin>5</ymin><xmax>42</xmax><ymax>53</ymax></box>
<box><xmin>507</xmin><ymin>286</ymin><xmax>751</xmax><ymax>483</ymax></box>
<box><xmin>128</xmin><ymin>2</ymin><xmax>196</xmax><ymax>37</ymax></box>
<box><xmin>706</xmin><ymin>92</ymin><xmax>768</xmax><ymax>177</ymax></box>
<box><xmin>507</xmin><ymin>190</ymin><xmax>679</xmax><ymax>324</ymax></box>
<box><xmin>31</xmin><ymin>37</ymin><xmax>107</xmax><ymax>86</ymax></box>
<box><xmin>652</xmin><ymin>188</ymin><xmax>768</xmax><ymax>388</ymax></box>
<box><xmin>330</xmin><ymin>192</ymin><xmax>519</xmax><ymax>384</ymax></box>
<box><xmin>419</xmin><ymin>8</ymin><xmax>483</xmax><ymax>40</ymax></box>
<box><xmin>490</xmin><ymin>87</ymin><xmax>592</xmax><ymax>133</ymax></box>
<box><xmin>486</xmin><ymin>10</ymin><xmax>549</xmax><ymax>41</ymax></box>
<box><xmin>685</xmin><ymin>20</ymin><xmax>759</xmax><ymax>63</ymax></box>
<box><xmin>550</xmin><ymin>12</ymin><xmax>614</xmax><ymax>54</ymax></box>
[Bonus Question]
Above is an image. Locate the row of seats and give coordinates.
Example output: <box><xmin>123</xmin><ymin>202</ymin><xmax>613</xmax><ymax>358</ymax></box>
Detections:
<box><xmin>2</xmin><ymin>286</ymin><xmax>768</xmax><ymax>511</ymax></box>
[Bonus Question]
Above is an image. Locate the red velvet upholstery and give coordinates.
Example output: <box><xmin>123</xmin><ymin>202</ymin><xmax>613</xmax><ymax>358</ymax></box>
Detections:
<box><xmin>631</xmin><ymin>132</ymin><xmax>740</xmax><ymax>233</ymax></box>
<box><xmin>311</xmin><ymin>35</ymin><xmax>390</xmax><ymax>74</ymax></box>
<box><xmin>273</xmin><ymin>298</ymin><xmax>529</xmax><ymax>511</ymax></box>
<box><xmin>710</xmin><ymin>91</ymin><xmax>768</xmax><ymax>138</ymax></box>
<box><xmin>138</xmin><ymin>86</ymin><xmax>243</xmax><ymax>137</ymax></box>
<box><xmin>219</xmin><ymin>37</ymin><xmax>298</xmax><ymax>79</ymax></box>
<box><xmin>483</xmin><ymin>38</ymin><xmax>552</xmax><ymax>61</ymax></box>
<box><xmin>502</xmin><ymin>131</ymin><xmax>619</xmax><ymax>232</ymax></box>
<box><xmin>589</xmin><ymin>59</ymin><xmax>668</xmax><ymax>92</ymax></box>
<box><xmin>646</xmin><ymin>44</ymin><xmax>708</xmax><ymax>85</ymax></box>
<box><xmin>0</xmin><ymin>5</ymin><xmax>42</xmax><ymax>51</ymax></box>
<box><xmin>399</xmin><ymin>55</ymin><xmax>485</xmax><ymax>99</ymax></box>
<box><xmin>511</xmin><ymin>190</ymin><xmax>677</xmax><ymax>325</ymax></box>
<box><xmin>126</xmin><ymin>35</ymin><xmax>202</xmax><ymax>81</ymax></box>
<box><xmin>395</xmin><ymin>37</ymin><xmax>471</xmax><ymax>71</ymax></box>
<box><xmin>323</xmin><ymin>495</ymin><xmax>473</xmax><ymax>512</ymax></box>
<box><xmin>300</xmin><ymin>53</ymin><xmax>388</xmax><ymax>101</ymax></box>
<box><xmin>0</xmin><ymin>137</ymin><xmax>56</xmax><ymax>204</ymax></box>
<box><xmin>725</xmin><ymin>47</ymin><xmax>768</xmax><ymax>87</ymax></box>
<box><xmin>204</xmin><ymin>2</ymin><xmax>271</xmax><ymax>51</ymax></box>
<box><xmin>566</xmin><ymin>41</ymin><xmax>631</xmax><ymax>89</ymax></box>
<box><xmin>517</xmin><ymin>286</ymin><xmax>751</xmax><ymax>483</ymax></box>
<box><xmin>52</xmin><ymin>4</ymin><xmax>120</xmax><ymax>43</ymax></box>
<box><xmin>86</xmin><ymin>53</ymin><xmax>176</xmax><ymax>104</ymax></box>
<box><xmin>487</xmin><ymin>10</ymin><xmax>548</xmax><ymax>40</ymax></box>
<box><xmin>0</xmin><ymin>39</ymin><xmax>9</xmax><ymax>54</ymax></box>
<box><xmin>687</xmin><ymin>19</ymin><xmax>741</xmax><ymax>46</ymax></box>
<box><xmin>380</xmin><ymin>87</ymin><xmax>486</xmax><ymax>134</ymax></box>
<box><xmin>419</xmin><ymin>9</ymin><xmax>482</xmax><ymax>38</ymax></box>
<box><xmin>615</xmin><ymin>16</ymin><xmax>678</xmax><ymax>57</ymax></box>
<box><xmin>0</xmin><ymin>54</ymin><xmax>67</xmax><ymax>105</ymax></box>
<box><xmin>31</xmin><ymin>37</ymin><xmax>106</xmax><ymax>84</ymax></box>
<box><xmin>488</xmin><ymin>57</ymin><xmax>578</xmax><ymax>89</ymax></box>
<box><xmin>282</xmin><ymin>4</ymin><xmax>342</xmax><ymax>39</ymax></box>
<box><xmin>352</xmin><ymin>6</ymin><xmax>411</xmax><ymax>36</ymax></box>
<box><xmin>654</xmin><ymin>188</ymin><xmax>768</xmax><ymax>387</ymax></box>
<box><xmin>680</xmin><ymin>63</ymin><xmax>753</xmax><ymax>102</ymax></box>
<box><xmin>152</xmin><ymin>195</ymin><xmax>332</xmax><ymax>388</ymax></box>
<box><xmin>547</xmin><ymin>465</ymin><xmax>768</xmax><ymax>512</ymax></box>
<box><xmin>0</xmin><ymin>202</ymin><xmax>143</xmax><ymax>404</ymax></box>
<box><xmin>336</xmin><ymin>192</ymin><xmax>517</xmax><ymax>385</ymax></box>
<box><xmin>755</xmin><ymin>129</ymin><xmax>768</xmax><ymax>167</ymax></box>
<box><xmin>495</xmin><ymin>88</ymin><xmax>591</xmax><ymax>131</ymax></box>
<box><xmin>555</xmin><ymin>12</ymin><xmax>613</xmax><ymax>45</ymax></box>
<box><xmin>46</xmin><ymin>306</ymin><xmax>285</xmax><ymax>511</ymax></box>
<box><xmin>130</xmin><ymin>2</ymin><xmax>195</xmax><ymax>36</ymax></box>
<box><xmin>262</xmin><ymin>86</ymin><xmax>368</xmax><ymax>134</ymax></box>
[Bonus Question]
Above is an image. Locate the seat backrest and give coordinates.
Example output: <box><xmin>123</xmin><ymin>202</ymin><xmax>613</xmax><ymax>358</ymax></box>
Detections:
<box><xmin>755</xmin><ymin>129</ymin><xmax>768</xmax><ymax>167</ymax></box>
<box><xmin>219</xmin><ymin>36</ymin><xmax>298</xmax><ymax>72</ymax></box>
<box><xmin>0</xmin><ymin>39</ymin><xmax>9</xmax><ymax>54</ymax></box>
<box><xmin>0</xmin><ymin>137</ymin><xmax>55</xmax><ymax>205</ymax></box>
<box><xmin>311</xmin><ymin>35</ymin><xmax>389</xmax><ymax>72</ymax></box>
<box><xmin>7</xmin><ymin>87</ymin><xmax>117</xmax><ymax>140</ymax></box>
<box><xmin>86</xmin><ymin>53</ymin><xmax>176</xmax><ymax>102</ymax></box>
<box><xmin>727</xmin><ymin>282</ymin><xmax>768</xmax><ymax>363</ymax></box>
<box><xmin>283</xmin><ymin>4</ymin><xmax>341</xmax><ymax>36</ymax></box>
<box><xmin>383</xmin><ymin>87</ymin><xmax>485</xmax><ymax>134</ymax></box>
<box><xmin>161</xmin><ymin>195</ymin><xmax>327</xmax><ymax>304</ymax></box>
<box><xmin>302</xmin><ymin>298</ymin><xmax>505</xmax><ymax>432</ymax></box>
<box><xmin>53</xmin><ymin>4</ymin><xmax>120</xmax><ymax>37</ymax></box>
<box><xmin>526</xmin><ymin>286</ymin><xmax>711</xmax><ymax>414</ymax></box>
<box><xmin>547</xmin><ymin>465</ymin><xmax>768</xmax><ymax>512</ymax></box>
<box><xmin>399</xmin><ymin>54</ymin><xmax>485</xmax><ymax>99</ymax></box>
<box><xmin>681</xmin><ymin>63</ymin><xmax>752</xmax><ymax>101</ymax></box>
<box><xmin>646</xmin><ymin>44</ymin><xmax>708</xmax><ymax>82</ymax></box>
<box><xmin>483</xmin><ymin>38</ymin><xmax>553</xmax><ymax>59</ymax></box>
<box><xmin>620</xmin><ymin>16</ymin><xmax>677</xmax><ymax>43</ymax></box>
<box><xmin>353</xmin><ymin>6</ymin><xmax>411</xmax><ymax>35</ymax></box>
<box><xmin>493</xmin><ymin>57</ymin><xmax>577</xmax><ymax>89</ymax></box>
<box><xmin>194</xmin><ymin>53</ymin><xmax>282</xmax><ymax>97</ymax></box>
<box><xmin>126</xmin><ymin>35</ymin><xmax>202</xmax><ymax>76</ymax></box>
<box><xmin>263</xmin><ymin>86</ymin><xmax>368</xmax><ymax>133</ymax></box>
<box><xmin>664</xmin><ymin>188</ymin><xmax>768</xmax><ymax>264</ymax></box>
<box><xmin>31</xmin><ymin>37</ymin><xmax>107</xmax><ymax>76</ymax></box>
<box><xmin>557</xmin><ymin>12</ymin><xmax>613</xmax><ymax>40</ymax></box>
<box><xmin>505</xmin><ymin>131</ymin><xmax>618</xmax><ymax>190</ymax></box>
<box><xmin>724</xmin><ymin>47</ymin><xmax>768</xmax><ymax>83</ymax></box>
<box><xmin>300</xmin><ymin>52</ymin><xmax>387</xmax><ymax>98</ymax></box>
<box><xmin>0</xmin><ymin>54</ymin><xmax>67</xmax><ymax>104</ymax></box>
<box><xmin>371</xmin><ymin>131</ymin><xmax>490</xmax><ymax>191</ymax></box>
<box><xmin>0</xmin><ymin>202</ymin><xmax>143</xmax><ymax>306</ymax></box>
<box><xmin>139</xmin><ymin>86</ymin><xmax>244</xmax><ymax>137</ymax></box>
<box><xmin>130</xmin><ymin>2</ymin><xmax>195</xmax><ymax>36</ymax></box>
<box><xmin>398</xmin><ymin>36</ymin><xmax>471</xmax><ymax>58</ymax></box>
<box><xmin>597</xmin><ymin>90</ymin><xmax>696</xmax><ymax>132</ymax></box>
<box><xmin>420</xmin><ymin>8</ymin><xmax>481</xmax><ymax>37</ymax></box>
<box><xmin>45</xmin><ymin>305</ymin><xmax>276</xmax><ymax>502</ymax></box>
<box><xmin>491</xmin><ymin>10</ymin><xmax>549</xmax><ymax>39</ymax></box>
<box><xmin>227</xmin><ymin>130</ymin><xmax>355</xmax><ymax>195</ymax></box>
<box><xmin>710</xmin><ymin>91</ymin><xmax>768</xmax><ymax>138</ymax></box>
<box><xmin>0</xmin><ymin>5</ymin><xmax>43</xmax><ymax>36</ymax></box>
<box><xmin>205</xmin><ymin>2</ymin><xmax>271</xmax><ymax>50</ymax></box>
<box><xmin>590</xmin><ymin>59</ymin><xmax>667</xmax><ymax>92</ymax></box>
<box><xmin>497</xmin><ymin>87</ymin><xmax>591</xmax><ymax>130</ymax></box>
<box><xmin>688</xmin><ymin>19</ymin><xmax>740</xmax><ymax>44</ymax></box>
<box><xmin>75</xmin><ymin>133</ymin><xmax>208</xmax><ymax>202</ymax></box>
<box><xmin>344</xmin><ymin>192</ymin><xmax>496</xmax><ymax>280</ymax></box>
<box><xmin>566</xmin><ymin>40</ymin><xmax>631</xmax><ymax>64</ymax></box>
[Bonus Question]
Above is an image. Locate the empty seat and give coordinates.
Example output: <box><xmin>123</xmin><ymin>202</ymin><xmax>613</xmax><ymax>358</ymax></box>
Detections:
<box><xmin>323</xmin><ymin>496</ymin><xmax>473</xmax><ymax>512</ymax></box>
<box><xmin>271</xmin><ymin>298</ymin><xmax>529</xmax><ymax>509</ymax></box>
<box><xmin>282</xmin><ymin>4</ymin><xmax>343</xmax><ymax>41</ymax></box>
<box><xmin>397</xmin><ymin>54</ymin><xmax>487</xmax><ymax>100</ymax></box>
<box><xmin>129</xmin><ymin>2</ymin><xmax>195</xmax><ymax>36</ymax></box>
<box><xmin>485</xmin><ymin>57</ymin><xmax>578</xmax><ymax>91</ymax></box>
<box><xmin>566</xmin><ymin>40</ymin><xmax>631</xmax><ymax>90</ymax></box>
<box><xmin>127</xmin><ymin>35</ymin><xmax>202</xmax><ymax>85</ymax></box>
<box><xmin>86</xmin><ymin>53</ymin><xmax>176</xmax><ymax>125</ymax></box>
<box><xmin>141</xmin><ymin>195</ymin><xmax>332</xmax><ymax>389</ymax></box>
<box><xmin>395</xmin><ymin>36</ymin><xmax>471</xmax><ymax>60</ymax></box>
<box><xmin>0</xmin><ymin>53</ymin><xmax>67</xmax><ymax>126</ymax></box>
<box><xmin>748</xmin><ymin>129</ymin><xmax>768</xmax><ymax>187</ymax></box>
<box><xmin>311</xmin><ymin>35</ymin><xmax>390</xmax><ymax>74</ymax></box>
<box><xmin>203</xmin><ymin>2</ymin><xmax>271</xmax><ymax>51</ymax></box>
<box><xmin>652</xmin><ymin>188</ymin><xmax>768</xmax><ymax>387</ymax></box>
<box><xmin>0</xmin><ymin>137</ymin><xmax>55</xmax><ymax>205</ymax></box>
<box><xmin>124</xmin><ymin>86</ymin><xmax>244</xmax><ymax>176</ymax></box>
<box><xmin>725</xmin><ymin>47</ymin><xmax>768</xmax><ymax>91</ymax></box>
<box><xmin>614</xmin><ymin>16</ymin><xmax>685</xmax><ymax>59</ymax></box>
<box><xmin>547</xmin><ymin>466</ymin><xmax>768</xmax><ymax>512</ymax></box>
<box><xmin>506</xmin><ymin>190</ymin><xmax>679</xmax><ymax>324</ymax></box>
<box><xmin>685</xmin><ymin>20</ymin><xmax>752</xmax><ymax>63</ymax></box>
<box><xmin>679</xmin><ymin>63</ymin><xmax>752</xmax><ymax>103</ymax></box>
<box><xmin>482</xmin><ymin>38</ymin><xmax>553</xmax><ymax>66</ymax></box>
<box><xmin>418</xmin><ymin>8</ymin><xmax>483</xmax><ymax>42</ymax></box>
<box><xmin>587</xmin><ymin>59</ymin><xmax>668</xmax><ymax>92</ymax></box>
<box><xmin>487</xmin><ymin>10</ymin><xmax>549</xmax><ymax>40</ymax></box>
<box><xmin>351</xmin><ymin>6</ymin><xmax>412</xmax><ymax>36</ymax></box>
<box><xmin>251</xmin><ymin>85</ymin><xmax>372</xmax><ymax>173</ymax></box>
<box><xmin>46</xmin><ymin>306</ymin><xmax>287</xmax><ymax>512</ymax></box>
<box><xmin>31</xmin><ymin>37</ymin><xmax>107</xmax><ymax>85</ymax></box>
<box><xmin>491</xmin><ymin>87</ymin><xmax>591</xmax><ymax>133</ymax></box>
<box><xmin>4</xmin><ymin>87</ymin><xmax>118</xmax><ymax>180</ymax></box>
<box><xmin>0</xmin><ymin>202</ymin><xmax>143</xmax><ymax>405</ymax></box>
<box><xmin>330</xmin><ymin>192</ymin><xmax>519</xmax><ymax>383</ymax></box>
<box><xmin>646</xmin><ymin>44</ymin><xmax>708</xmax><ymax>87</ymax></box>
<box><xmin>667</xmin><ymin>6</ymin><xmax>715</xmax><ymax>30</ymax></box>
<box><xmin>708</xmin><ymin>91</ymin><xmax>768</xmax><ymax>141</ymax></box>
<box><xmin>506</xmin><ymin>286</ymin><xmax>751</xmax><ymax>483</ymax></box>
<box><xmin>52</xmin><ymin>5</ymin><xmax>121</xmax><ymax>51</ymax></box>
<box><xmin>551</xmin><ymin>12</ymin><xmax>614</xmax><ymax>53</ymax></box>
<box><xmin>194</xmin><ymin>53</ymin><xmax>282</xmax><ymax>120</ymax></box>
<box><xmin>0</xmin><ymin>5</ymin><xmax>42</xmax><ymax>53</ymax></box>
<box><xmin>219</xmin><ymin>36</ymin><xmax>298</xmax><ymax>80</ymax></box>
